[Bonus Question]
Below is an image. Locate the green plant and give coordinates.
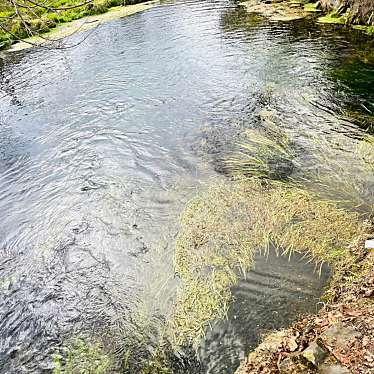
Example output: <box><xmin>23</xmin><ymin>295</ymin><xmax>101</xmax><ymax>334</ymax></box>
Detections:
<box><xmin>169</xmin><ymin>178</ymin><xmax>364</xmax><ymax>347</ymax></box>
<box><xmin>52</xmin><ymin>339</ymin><xmax>111</xmax><ymax>374</ymax></box>
<box><xmin>303</xmin><ymin>134</ymin><xmax>374</xmax><ymax>211</ymax></box>
<box><xmin>225</xmin><ymin>128</ymin><xmax>294</xmax><ymax>180</ymax></box>
<box><xmin>0</xmin><ymin>0</ymin><xmax>150</xmax><ymax>48</ymax></box>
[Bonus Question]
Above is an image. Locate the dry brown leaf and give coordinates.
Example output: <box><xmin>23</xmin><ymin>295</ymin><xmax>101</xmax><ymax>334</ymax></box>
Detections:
<box><xmin>343</xmin><ymin>306</ymin><xmax>362</xmax><ymax>317</ymax></box>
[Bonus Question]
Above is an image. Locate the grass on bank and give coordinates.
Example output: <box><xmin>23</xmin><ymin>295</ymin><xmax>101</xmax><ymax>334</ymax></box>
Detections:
<box><xmin>317</xmin><ymin>15</ymin><xmax>374</xmax><ymax>36</ymax></box>
<box><xmin>317</xmin><ymin>10</ymin><xmax>374</xmax><ymax>34</ymax></box>
<box><xmin>352</xmin><ymin>24</ymin><xmax>374</xmax><ymax>35</ymax></box>
<box><xmin>0</xmin><ymin>0</ymin><xmax>147</xmax><ymax>48</ymax></box>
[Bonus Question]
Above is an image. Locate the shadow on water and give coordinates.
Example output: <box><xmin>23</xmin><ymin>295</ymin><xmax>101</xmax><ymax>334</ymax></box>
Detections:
<box><xmin>199</xmin><ymin>249</ymin><xmax>330</xmax><ymax>374</ymax></box>
<box><xmin>0</xmin><ymin>0</ymin><xmax>373</xmax><ymax>372</ymax></box>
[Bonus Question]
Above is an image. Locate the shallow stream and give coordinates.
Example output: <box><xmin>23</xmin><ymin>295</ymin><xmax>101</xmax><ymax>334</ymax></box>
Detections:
<box><xmin>0</xmin><ymin>1</ymin><xmax>373</xmax><ymax>373</ymax></box>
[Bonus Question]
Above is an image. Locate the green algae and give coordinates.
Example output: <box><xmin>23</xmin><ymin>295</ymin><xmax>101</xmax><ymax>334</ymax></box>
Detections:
<box><xmin>352</xmin><ymin>24</ymin><xmax>374</xmax><ymax>35</ymax></box>
<box><xmin>304</xmin><ymin>2</ymin><xmax>321</xmax><ymax>12</ymax></box>
<box><xmin>52</xmin><ymin>339</ymin><xmax>111</xmax><ymax>374</ymax></box>
<box><xmin>318</xmin><ymin>12</ymin><xmax>345</xmax><ymax>24</ymax></box>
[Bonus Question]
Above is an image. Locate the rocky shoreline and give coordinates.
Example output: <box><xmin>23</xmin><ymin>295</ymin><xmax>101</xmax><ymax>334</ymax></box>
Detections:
<box><xmin>240</xmin><ymin>0</ymin><xmax>374</xmax><ymax>34</ymax></box>
<box><xmin>320</xmin><ymin>0</ymin><xmax>374</xmax><ymax>27</ymax></box>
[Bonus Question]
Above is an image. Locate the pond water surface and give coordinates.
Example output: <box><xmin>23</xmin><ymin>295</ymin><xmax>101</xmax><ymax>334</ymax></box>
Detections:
<box><xmin>0</xmin><ymin>1</ymin><xmax>373</xmax><ymax>373</ymax></box>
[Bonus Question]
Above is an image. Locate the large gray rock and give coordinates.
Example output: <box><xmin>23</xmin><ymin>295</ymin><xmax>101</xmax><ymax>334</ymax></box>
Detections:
<box><xmin>321</xmin><ymin>323</ymin><xmax>360</xmax><ymax>352</ymax></box>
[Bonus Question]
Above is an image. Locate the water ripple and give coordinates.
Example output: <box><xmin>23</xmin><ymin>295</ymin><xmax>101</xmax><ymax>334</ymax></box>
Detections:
<box><xmin>0</xmin><ymin>0</ymin><xmax>372</xmax><ymax>372</ymax></box>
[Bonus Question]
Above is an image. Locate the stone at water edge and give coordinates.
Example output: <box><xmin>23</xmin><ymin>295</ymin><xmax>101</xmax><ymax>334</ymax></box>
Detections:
<box><xmin>302</xmin><ymin>341</ymin><xmax>329</xmax><ymax>366</ymax></box>
<box><xmin>320</xmin><ymin>322</ymin><xmax>360</xmax><ymax>351</ymax></box>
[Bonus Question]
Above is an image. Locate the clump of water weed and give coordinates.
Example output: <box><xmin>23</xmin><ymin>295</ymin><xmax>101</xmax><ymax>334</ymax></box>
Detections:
<box><xmin>340</xmin><ymin>110</ymin><xmax>374</xmax><ymax>132</ymax></box>
<box><xmin>304</xmin><ymin>133</ymin><xmax>374</xmax><ymax>211</ymax></box>
<box><xmin>225</xmin><ymin>114</ymin><xmax>374</xmax><ymax>210</ymax></box>
<box><xmin>224</xmin><ymin>126</ymin><xmax>295</xmax><ymax>180</ymax></box>
<box><xmin>223</xmin><ymin>108</ymin><xmax>296</xmax><ymax>180</ymax></box>
<box><xmin>52</xmin><ymin>339</ymin><xmax>111</xmax><ymax>374</ymax></box>
<box><xmin>169</xmin><ymin>178</ymin><xmax>364</xmax><ymax>347</ymax></box>
<box><xmin>193</xmin><ymin>85</ymin><xmax>279</xmax><ymax>175</ymax></box>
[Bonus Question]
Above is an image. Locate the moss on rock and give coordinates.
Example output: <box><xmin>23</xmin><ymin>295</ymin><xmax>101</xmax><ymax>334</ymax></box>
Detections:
<box><xmin>318</xmin><ymin>11</ymin><xmax>345</xmax><ymax>24</ymax></box>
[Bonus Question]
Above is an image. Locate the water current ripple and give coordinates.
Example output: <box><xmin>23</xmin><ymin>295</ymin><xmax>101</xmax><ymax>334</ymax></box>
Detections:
<box><xmin>0</xmin><ymin>0</ymin><xmax>373</xmax><ymax>372</ymax></box>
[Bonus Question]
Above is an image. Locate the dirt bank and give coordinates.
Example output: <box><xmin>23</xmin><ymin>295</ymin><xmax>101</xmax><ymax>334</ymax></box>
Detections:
<box><xmin>235</xmin><ymin>223</ymin><xmax>374</xmax><ymax>374</ymax></box>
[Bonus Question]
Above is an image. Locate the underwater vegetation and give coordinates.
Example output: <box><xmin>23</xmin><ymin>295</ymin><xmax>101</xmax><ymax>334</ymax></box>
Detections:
<box><xmin>169</xmin><ymin>101</ymin><xmax>374</xmax><ymax>347</ymax></box>
<box><xmin>170</xmin><ymin>177</ymin><xmax>366</xmax><ymax>347</ymax></box>
<box><xmin>51</xmin><ymin>128</ymin><xmax>374</xmax><ymax>373</ymax></box>
<box><xmin>223</xmin><ymin>106</ymin><xmax>374</xmax><ymax>210</ymax></box>
<box><xmin>302</xmin><ymin>134</ymin><xmax>374</xmax><ymax>211</ymax></box>
<box><xmin>52</xmin><ymin>81</ymin><xmax>374</xmax><ymax>371</ymax></box>
<box><xmin>52</xmin><ymin>339</ymin><xmax>111</xmax><ymax>374</ymax></box>
<box><xmin>224</xmin><ymin>121</ymin><xmax>294</xmax><ymax>180</ymax></box>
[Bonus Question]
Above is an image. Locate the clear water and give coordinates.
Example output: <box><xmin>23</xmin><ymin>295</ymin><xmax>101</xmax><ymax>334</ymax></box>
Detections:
<box><xmin>0</xmin><ymin>1</ymin><xmax>373</xmax><ymax>372</ymax></box>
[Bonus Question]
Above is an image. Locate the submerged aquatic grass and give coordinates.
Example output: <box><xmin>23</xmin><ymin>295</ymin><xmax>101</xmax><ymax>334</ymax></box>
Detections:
<box><xmin>170</xmin><ymin>178</ymin><xmax>364</xmax><ymax>347</ymax></box>
<box><xmin>52</xmin><ymin>107</ymin><xmax>374</xmax><ymax>371</ymax></box>
<box><xmin>52</xmin><ymin>339</ymin><xmax>111</xmax><ymax>374</ymax></box>
<box><xmin>225</xmin><ymin>110</ymin><xmax>374</xmax><ymax>210</ymax></box>
<box><xmin>224</xmin><ymin>109</ymin><xmax>294</xmax><ymax>180</ymax></box>
<box><xmin>224</xmin><ymin>126</ymin><xmax>294</xmax><ymax>180</ymax></box>
<box><xmin>340</xmin><ymin>110</ymin><xmax>374</xmax><ymax>133</ymax></box>
<box><xmin>170</xmin><ymin>115</ymin><xmax>373</xmax><ymax>348</ymax></box>
<box><xmin>357</xmin><ymin>134</ymin><xmax>374</xmax><ymax>168</ymax></box>
<box><xmin>303</xmin><ymin>133</ymin><xmax>374</xmax><ymax>210</ymax></box>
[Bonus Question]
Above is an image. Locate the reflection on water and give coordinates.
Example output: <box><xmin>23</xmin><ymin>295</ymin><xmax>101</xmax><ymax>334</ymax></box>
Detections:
<box><xmin>0</xmin><ymin>0</ymin><xmax>373</xmax><ymax>372</ymax></box>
